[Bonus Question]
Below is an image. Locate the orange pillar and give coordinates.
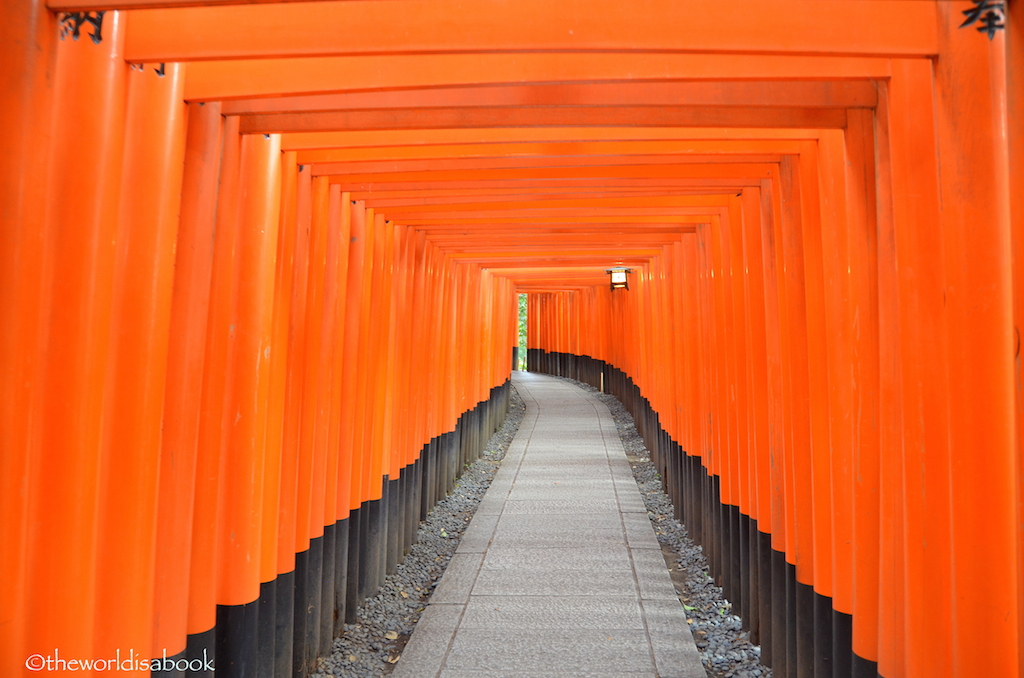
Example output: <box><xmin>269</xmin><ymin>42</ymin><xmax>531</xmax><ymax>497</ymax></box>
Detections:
<box><xmin>842</xmin><ymin>109</ymin><xmax>883</xmax><ymax>670</ymax></box>
<box><xmin>96</xmin><ymin>59</ymin><xmax>186</xmax><ymax>666</ymax></box>
<box><xmin>888</xmin><ymin>58</ymin><xmax>952</xmax><ymax>678</ymax></box>
<box><xmin>279</xmin><ymin>163</ymin><xmax>313</xmax><ymax>578</ymax></box>
<box><xmin>216</xmin><ymin>132</ymin><xmax>282</xmax><ymax>606</ymax></box>
<box><xmin>0</xmin><ymin>3</ymin><xmax>56</xmax><ymax>668</ymax></box>
<box><xmin>26</xmin><ymin>13</ymin><xmax>127</xmax><ymax>669</ymax></box>
<box><xmin>153</xmin><ymin>100</ymin><xmax>224</xmax><ymax>658</ymax></box>
<box><xmin>190</xmin><ymin>115</ymin><xmax>242</xmax><ymax>640</ymax></box>
<box><xmin>872</xmin><ymin>80</ymin><xmax>907</xmax><ymax>678</ymax></box>
<box><xmin>933</xmin><ymin>9</ymin><xmax>1018</xmax><ymax>676</ymax></box>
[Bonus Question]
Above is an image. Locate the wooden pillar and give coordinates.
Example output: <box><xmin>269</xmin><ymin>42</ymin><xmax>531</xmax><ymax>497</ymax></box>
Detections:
<box><xmin>933</xmin><ymin>8</ymin><xmax>1018</xmax><ymax>677</ymax></box>
<box><xmin>96</xmin><ymin>58</ymin><xmax>187</xmax><ymax>667</ymax></box>
<box><xmin>0</xmin><ymin>3</ymin><xmax>57</xmax><ymax>668</ymax></box>
<box><xmin>153</xmin><ymin>100</ymin><xmax>224</xmax><ymax>659</ymax></box>
<box><xmin>27</xmin><ymin>12</ymin><xmax>127</xmax><ymax>667</ymax></box>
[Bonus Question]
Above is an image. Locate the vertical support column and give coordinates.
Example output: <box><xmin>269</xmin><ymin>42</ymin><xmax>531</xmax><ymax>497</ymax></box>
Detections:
<box><xmin>293</xmin><ymin>175</ymin><xmax>330</xmax><ymax>674</ymax></box>
<box><xmin>190</xmin><ymin>115</ymin><xmax>243</xmax><ymax>666</ymax></box>
<box><xmin>96</xmin><ymin>59</ymin><xmax>186</xmax><ymax>666</ymax></box>
<box><xmin>153</xmin><ymin>100</ymin><xmax>224</xmax><ymax>665</ymax></box>
<box><xmin>215</xmin><ymin>132</ymin><xmax>281</xmax><ymax>677</ymax></box>
<box><xmin>778</xmin><ymin>153</ymin><xmax>815</xmax><ymax>677</ymax></box>
<box><xmin>888</xmin><ymin>58</ymin><xmax>952</xmax><ymax>678</ymax></box>
<box><xmin>871</xmin><ymin>80</ymin><xmax>906</xmax><ymax>678</ymax></box>
<box><xmin>933</xmin><ymin>9</ymin><xmax>1018</xmax><ymax>677</ymax></box>
<box><xmin>843</xmin><ymin>108</ymin><xmax>882</xmax><ymax>676</ymax></box>
<box><xmin>1008</xmin><ymin>2</ymin><xmax>1024</xmax><ymax>670</ymax></box>
<box><xmin>0</xmin><ymin>4</ymin><xmax>57</xmax><ymax>669</ymax></box>
<box><xmin>275</xmin><ymin>158</ymin><xmax>311</xmax><ymax>677</ymax></box>
<box><xmin>26</xmin><ymin>12</ymin><xmax>127</xmax><ymax>668</ymax></box>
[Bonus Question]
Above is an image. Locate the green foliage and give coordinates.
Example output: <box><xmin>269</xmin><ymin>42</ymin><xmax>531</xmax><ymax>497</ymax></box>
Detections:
<box><xmin>517</xmin><ymin>293</ymin><xmax>528</xmax><ymax>370</ymax></box>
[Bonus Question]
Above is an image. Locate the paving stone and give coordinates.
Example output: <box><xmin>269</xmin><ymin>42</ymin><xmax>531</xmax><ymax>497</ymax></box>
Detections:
<box><xmin>458</xmin><ymin>595</ymin><xmax>645</xmax><ymax>630</ymax></box>
<box><xmin>488</xmin><ymin>528</ymin><xmax>626</xmax><ymax>550</ymax></box>
<box><xmin>631</xmin><ymin>548</ymin><xmax>681</xmax><ymax>600</ymax></box>
<box><xmin>501</xmin><ymin>498</ymin><xmax>621</xmax><ymax>514</ymax></box>
<box><xmin>444</xmin><ymin>628</ymin><xmax>654</xmax><ymax>673</ymax></box>
<box><xmin>642</xmin><ymin>598</ymin><xmax>707</xmax><ymax>678</ymax></box>
<box><xmin>472</xmin><ymin>567</ymin><xmax>638</xmax><ymax>597</ymax></box>
<box><xmin>480</xmin><ymin>544</ymin><xmax>632</xmax><ymax>571</ymax></box>
<box><xmin>430</xmin><ymin>552</ymin><xmax>484</xmax><ymax>604</ymax></box>
<box><xmin>439</xmin><ymin>671</ymin><xmax>656</xmax><ymax>678</ymax></box>
<box><xmin>389</xmin><ymin>603</ymin><xmax>464</xmax><ymax>678</ymax></box>
<box><xmin>622</xmin><ymin>511</ymin><xmax>663</xmax><ymax>549</ymax></box>
<box><xmin>455</xmin><ymin>514</ymin><xmax>500</xmax><ymax>552</ymax></box>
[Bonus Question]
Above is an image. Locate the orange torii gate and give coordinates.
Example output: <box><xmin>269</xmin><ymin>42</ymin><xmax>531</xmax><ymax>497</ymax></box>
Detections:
<box><xmin>1</xmin><ymin>1</ymin><xmax>1021</xmax><ymax>678</ymax></box>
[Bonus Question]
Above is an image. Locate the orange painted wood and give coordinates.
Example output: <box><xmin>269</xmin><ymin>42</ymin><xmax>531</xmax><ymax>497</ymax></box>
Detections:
<box><xmin>329</xmin><ymin>191</ymin><xmax>354</xmax><ymax>523</ymax></box>
<box><xmin>795</xmin><ymin>142</ymin><xmax>834</xmax><ymax>600</ymax></box>
<box><xmin>295</xmin><ymin>175</ymin><xmax>331</xmax><ymax>548</ymax></box>
<box><xmin>216</xmin><ymin>132</ymin><xmax>281</xmax><ymax>605</ymax></box>
<box><xmin>189</xmin><ymin>115</ymin><xmax>242</xmax><ymax>634</ymax></box>
<box><xmin>281</xmin><ymin>163</ymin><xmax>313</xmax><ymax>561</ymax></box>
<box><xmin>0</xmin><ymin>4</ymin><xmax>57</xmax><ymax>668</ymax></box>
<box><xmin>933</xmin><ymin>8</ymin><xmax>1019</xmax><ymax>675</ymax></box>
<box><xmin>153</xmin><ymin>99</ymin><xmax>223</xmax><ymax>654</ymax></box>
<box><xmin>239</xmin><ymin>106</ymin><xmax>848</xmax><ymax>135</ymax></box>
<box><xmin>776</xmin><ymin>155</ymin><xmax>814</xmax><ymax>579</ymax></box>
<box><xmin>320</xmin><ymin>185</ymin><xmax>348</xmax><ymax>530</ymax></box>
<box><xmin>888</xmin><ymin>59</ymin><xmax>952</xmax><ymax>678</ymax></box>
<box><xmin>871</xmin><ymin>79</ymin><xmax>907</xmax><ymax>678</ymax></box>
<box><xmin>842</xmin><ymin>109</ymin><xmax>882</xmax><ymax>666</ymax></box>
<box><xmin>815</xmin><ymin>129</ymin><xmax>854</xmax><ymax>611</ymax></box>
<box><xmin>280</xmin><ymin>127</ymin><xmax>829</xmax><ymax>152</ymax></box>
<box><xmin>27</xmin><ymin>16</ymin><xmax>127</xmax><ymax>666</ymax></box>
<box><xmin>259</xmin><ymin>146</ymin><xmax>294</xmax><ymax>583</ymax></box>
<box><xmin>221</xmin><ymin>81</ymin><xmax>878</xmax><ymax>117</ymax></box>
<box><xmin>340</xmin><ymin>201</ymin><xmax>369</xmax><ymax>512</ymax></box>
<box><xmin>95</xmin><ymin>59</ymin><xmax>186</xmax><ymax>664</ymax></box>
<box><xmin>182</xmin><ymin>53</ymin><xmax>893</xmax><ymax>101</ymax></box>
<box><xmin>125</xmin><ymin>0</ymin><xmax>936</xmax><ymax>62</ymax></box>
<box><xmin>738</xmin><ymin>188</ymin><xmax>771</xmax><ymax>531</ymax></box>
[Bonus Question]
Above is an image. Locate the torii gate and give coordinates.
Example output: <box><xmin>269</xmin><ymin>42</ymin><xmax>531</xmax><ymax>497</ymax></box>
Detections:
<box><xmin>1</xmin><ymin>1</ymin><xmax>1021</xmax><ymax>677</ymax></box>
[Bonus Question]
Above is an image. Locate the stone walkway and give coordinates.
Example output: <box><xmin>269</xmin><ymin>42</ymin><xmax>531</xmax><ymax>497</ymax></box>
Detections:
<box><xmin>391</xmin><ymin>372</ymin><xmax>706</xmax><ymax>678</ymax></box>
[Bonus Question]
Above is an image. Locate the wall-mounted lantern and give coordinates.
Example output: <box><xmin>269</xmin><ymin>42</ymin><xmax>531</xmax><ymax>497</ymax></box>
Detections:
<box><xmin>606</xmin><ymin>267</ymin><xmax>631</xmax><ymax>291</ymax></box>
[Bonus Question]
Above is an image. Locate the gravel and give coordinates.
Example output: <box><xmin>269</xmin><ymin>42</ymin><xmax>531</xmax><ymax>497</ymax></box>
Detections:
<box><xmin>311</xmin><ymin>375</ymin><xmax>770</xmax><ymax>678</ymax></box>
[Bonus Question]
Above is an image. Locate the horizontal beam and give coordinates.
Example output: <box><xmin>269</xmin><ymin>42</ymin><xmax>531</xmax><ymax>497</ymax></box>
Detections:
<box><xmin>362</xmin><ymin>187</ymin><xmax>750</xmax><ymax>208</ymax></box>
<box><xmin>294</xmin><ymin>141</ymin><xmax>805</xmax><ymax>165</ymax></box>
<box><xmin>238</xmin><ymin>105</ymin><xmax>849</xmax><ymax>134</ymax></box>
<box><xmin>280</xmin><ymin>127</ymin><xmax>825</xmax><ymax>151</ymax></box>
<box><xmin>222</xmin><ymin>80</ymin><xmax>877</xmax><ymax>115</ymax></box>
<box><xmin>312</xmin><ymin>154</ymin><xmax>786</xmax><ymax>179</ymax></box>
<box><xmin>183</xmin><ymin>53</ymin><xmax>893</xmax><ymax>100</ymax></box>
<box><xmin>318</xmin><ymin>157</ymin><xmax>788</xmax><ymax>184</ymax></box>
<box><xmin>124</xmin><ymin>0</ymin><xmax>936</xmax><ymax>61</ymax></box>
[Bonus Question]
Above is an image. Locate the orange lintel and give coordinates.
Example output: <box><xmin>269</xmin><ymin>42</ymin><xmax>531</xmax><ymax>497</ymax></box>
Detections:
<box><xmin>182</xmin><ymin>53</ymin><xmax>894</xmax><ymax>101</ymax></box>
<box><xmin>126</xmin><ymin>0</ymin><xmax>936</xmax><ymax>62</ymax></box>
<box><xmin>237</xmin><ymin>106</ymin><xmax>849</xmax><ymax>134</ymax></box>
<box><xmin>294</xmin><ymin>142</ymin><xmax>800</xmax><ymax>165</ymax></box>
<box><xmin>280</xmin><ymin>127</ymin><xmax>825</xmax><ymax>151</ymax></box>
<box><xmin>221</xmin><ymin>81</ymin><xmax>878</xmax><ymax>115</ymax></box>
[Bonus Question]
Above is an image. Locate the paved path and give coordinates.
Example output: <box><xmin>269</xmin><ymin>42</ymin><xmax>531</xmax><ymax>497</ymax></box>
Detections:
<box><xmin>392</xmin><ymin>372</ymin><xmax>706</xmax><ymax>678</ymax></box>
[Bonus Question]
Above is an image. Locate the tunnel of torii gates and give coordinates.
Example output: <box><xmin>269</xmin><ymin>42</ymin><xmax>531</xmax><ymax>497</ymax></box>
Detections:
<box><xmin>1</xmin><ymin>0</ymin><xmax>1023</xmax><ymax>677</ymax></box>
